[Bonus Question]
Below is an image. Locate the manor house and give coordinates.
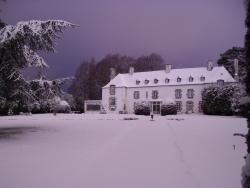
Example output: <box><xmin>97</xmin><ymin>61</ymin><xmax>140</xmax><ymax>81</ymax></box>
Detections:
<box><xmin>101</xmin><ymin>61</ymin><xmax>238</xmax><ymax>114</ymax></box>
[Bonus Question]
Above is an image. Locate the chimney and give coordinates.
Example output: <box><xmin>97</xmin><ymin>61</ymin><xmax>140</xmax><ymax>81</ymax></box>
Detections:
<box><xmin>165</xmin><ymin>64</ymin><xmax>172</xmax><ymax>73</ymax></box>
<box><xmin>110</xmin><ymin>67</ymin><xmax>116</xmax><ymax>80</ymax></box>
<box><xmin>234</xmin><ymin>59</ymin><xmax>239</xmax><ymax>81</ymax></box>
<box><xmin>207</xmin><ymin>60</ymin><xmax>213</xmax><ymax>71</ymax></box>
<box><xmin>129</xmin><ymin>67</ymin><xmax>134</xmax><ymax>75</ymax></box>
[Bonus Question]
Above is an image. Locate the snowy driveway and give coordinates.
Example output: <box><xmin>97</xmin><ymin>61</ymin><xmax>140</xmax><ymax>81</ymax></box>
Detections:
<box><xmin>0</xmin><ymin>114</ymin><xmax>247</xmax><ymax>188</ymax></box>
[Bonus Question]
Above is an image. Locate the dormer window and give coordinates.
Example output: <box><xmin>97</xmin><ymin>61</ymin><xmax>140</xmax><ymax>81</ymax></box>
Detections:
<box><xmin>200</xmin><ymin>76</ymin><xmax>205</xmax><ymax>82</ymax></box>
<box><xmin>177</xmin><ymin>77</ymin><xmax>182</xmax><ymax>83</ymax></box>
<box><xmin>154</xmin><ymin>79</ymin><xmax>158</xmax><ymax>84</ymax></box>
<box><xmin>217</xmin><ymin>79</ymin><xmax>224</xmax><ymax>87</ymax></box>
<box><xmin>110</xmin><ymin>85</ymin><xmax>115</xmax><ymax>95</ymax></box>
<box><xmin>144</xmin><ymin>79</ymin><xmax>149</xmax><ymax>84</ymax></box>
<box><xmin>136</xmin><ymin>80</ymin><xmax>140</xmax><ymax>85</ymax></box>
<box><xmin>189</xmin><ymin>76</ymin><xmax>194</xmax><ymax>82</ymax></box>
<box><xmin>165</xmin><ymin>78</ymin><xmax>170</xmax><ymax>84</ymax></box>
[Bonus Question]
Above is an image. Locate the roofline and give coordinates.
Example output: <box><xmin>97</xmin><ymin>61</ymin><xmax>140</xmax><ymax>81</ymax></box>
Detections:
<box><xmin>102</xmin><ymin>81</ymin><xmax>236</xmax><ymax>89</ymax></box>
<box><xmin>117</xmin><ymin>66</ymin><xmax>224</xmax><ymax>75</ymax></box>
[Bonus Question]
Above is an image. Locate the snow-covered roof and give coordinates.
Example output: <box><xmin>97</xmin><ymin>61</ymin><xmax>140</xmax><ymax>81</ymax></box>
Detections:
<box><xmin>103</xmin><ymin>66</ymin><xmax>236</xmax><ymax>88</ymax></box>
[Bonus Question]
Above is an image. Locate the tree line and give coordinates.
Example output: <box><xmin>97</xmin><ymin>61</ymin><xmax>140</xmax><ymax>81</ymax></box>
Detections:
<box><xmin>68</xmin><ymin>53</ymin><xmax>165</xmax><ymax>112</ymax></box>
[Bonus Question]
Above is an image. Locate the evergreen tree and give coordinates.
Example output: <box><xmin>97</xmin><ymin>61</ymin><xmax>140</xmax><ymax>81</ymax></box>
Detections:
<box><xmin>245</xmin><ymin>0</ymin><xmax>250</xmax><ymax>95</ymax></box>
<box><xmin>217</xmin><ymin>47</ymin><xmax>246</xmax><ymax>83</ymax></box>
<box><xmin>68</xmin><ymin>61</ymin><xmax>91</xmax><ymax>112</ymax></box>
<box><xmin>0</xmin><ymin>20</ymin><xmax>75</xmax><ymax>114</ymax></box>
<box><xmin>242</xmin><ymin>1</ymin><xmax>250</xmax><ymax>187</ymax></box>
<box><xmin>29</xmin><ymin>76</ymin><xmax>73</xmax><ymax>113</ymax></box>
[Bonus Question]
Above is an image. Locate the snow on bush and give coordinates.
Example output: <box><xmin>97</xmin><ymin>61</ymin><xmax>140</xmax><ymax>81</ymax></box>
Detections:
<box><xmin>51</xmin><ymin>96</ymin><xmax>71</xmax><ymax>113</ymax></box>
<box><xmin>134</xmin><ymin>101</ymin><xmax>150</xmax><ymax>115</ymax></box>
<box><xmin>202</xmin><ymin>85</ymin><xmax>241</xmax><ymax>116</ymax></box>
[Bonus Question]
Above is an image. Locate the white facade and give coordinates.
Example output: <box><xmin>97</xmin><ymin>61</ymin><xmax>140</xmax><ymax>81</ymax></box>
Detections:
<box><xmin>102</xmin><ymin>65</ymin><xmax>236</xmax><ymax>114</ymax></box>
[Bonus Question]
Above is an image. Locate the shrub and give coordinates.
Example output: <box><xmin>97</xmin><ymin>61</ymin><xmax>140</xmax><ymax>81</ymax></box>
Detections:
<box><xmin>202</xmin><ymin>85</ymin><xmax>241</xmax><ymax>116</ymax></box>
<box><xmin>237</xmin><ymin>97</ymin><xmax>250</xmax><ymax>117</ymax></box>
<box><xmin>53</xmin><ymin>98</ymin><xmax>71</xmax><ymax>113</ymax></box>
<box><xmin>161</xmin><ymin>103</ymin><xmax>177</xmax><ymax>116</ymax></box>
<box><xmin>134</xmin><ymin>101</ymin><xmax>150</xmax><ymax>115</ymax></box>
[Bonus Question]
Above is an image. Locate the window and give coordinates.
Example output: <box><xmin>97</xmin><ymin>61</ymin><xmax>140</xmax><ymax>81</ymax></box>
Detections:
<box><xmin>200</xmin><ymin>76</ymin><xmax>205</xmax><ymax>82</ymax></box>
<box><xmin>217</xmin><ymin>79</ymin><xmax>224</xmax><ymax>86</ymax></box>
<box><xmin>199</xmin><ymin>101</ymin><xmax>203</xmax><ymax>113</ymax></box>
<box><xmin>152</xmin><ymin>90</ymin><xmax>159</xmax><ymax>99</ymax></box>
<box><xmin>136</xmin><ymin>80</ymin><xmax>140</xmax><ymax>85</ymax></box>
<box><xmin>144</xmin><ymin>79</ymin><xmax>149</xmax><ymax>84</ymax></box>
<box><xmin>189</xmin><ymin>76</ymin><xmax>194</xmax><ymax>82</ymax></box>
<box><xmin>187</xmin><ymin>89</ymin><xmax>194</xmax><ymax>99</ymax></box>
<box><xmin>165</xmin><ymin>78</ymin><xmax>170</xmax><ymax>84</ymax></box>
<box><xmin>109</xmin><ymin>97</ymin><xmax>116</xmax><ymax>111</ymax></box>
<box><xmin>134</xmin><ymin>91</ymin><xmax>140</xmax><ymax>99</ymax></box>
<box><xmin>110</xmin><ymin>85</ymin><xmax>115</xmax><ymax>95</ymax></box>
<box><xmin>177</xmin><ymin>77</ymin><xmax>182</xmax><ymax>82</ymax></box>
<box><xmin>175</xmin><ymin>101</ymin><xmax>182</xmax><ymax>112</ymax></box>
<box><xmin>175</xmin><ymin>89</ymin><xmax>182</xmax><ymax>99</ymax></box>
<box><xmin>154</xmin><ymin>79</ymin><xmax>159</xmax><ymax>84</ymax></box>
<box><xmin>146</xmin><ymin>91</ymin><xmax>148</xmax><ymax>99</ymax></box>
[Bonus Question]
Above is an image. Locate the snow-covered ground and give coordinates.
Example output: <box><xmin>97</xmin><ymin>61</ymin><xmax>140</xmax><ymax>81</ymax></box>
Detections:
<box><xmin>0</xmin><ymin>114</ymin><xmax>247</xmax><ymax>188</ymax></box>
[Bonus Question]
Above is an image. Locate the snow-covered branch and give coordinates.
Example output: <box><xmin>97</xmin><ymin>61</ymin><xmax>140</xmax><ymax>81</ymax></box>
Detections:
<box><xmin>0</xmin><ymin>20</ymin><xmax>76</xmax><ymax>51</ymax></box>
<box><xmin>23</xmin><ymin>45</ymin><xmax>48</xmax><ymax>68</ymax></box>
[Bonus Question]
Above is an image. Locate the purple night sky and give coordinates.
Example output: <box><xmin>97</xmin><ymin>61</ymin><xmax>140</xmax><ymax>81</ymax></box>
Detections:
<box><xmin>1</xmin><ymin>0</ymin><xmax>246</xmax><ymax>79</ymax></box>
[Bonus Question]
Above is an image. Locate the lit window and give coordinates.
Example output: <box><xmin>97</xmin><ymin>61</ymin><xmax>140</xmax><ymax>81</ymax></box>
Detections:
<box><xmin>200</xmin><ymin>76</ymin><xmax>205</xmax><ymax>81</ymax></box>
<box><xmin>134</xmin><ymin>91</ymin><xmax>140</xmax><ymax>99</ymax></box>
<box><xmin>217</xmin><ymin>79</ymin><xmax>224</xmax><ymax>86</ymax></box>
<box><xmin>110</xmin><ymin>85</ymin><xmax>115</xmax><ymax>95</ymax></box>
<box><xmin>144</xmin><ymin>79</ymin><xmax>149</xmax><ymax>84</ymax></box>
<box><xmin>175</xmin><ymin>101</ymin><xmax>182</xmax><ymax>112</ymax></box>
<box><xmin>189</xmin><ymin>76</ymin><xmax>194</xmax><ymax>82</ymax></box>
<box><xmin>177</xmin><ymin>77</ymin><xmax>182</xmax><ymax>82</ymax></box>
<box><xmin>136</xmin><ymin>80</ymin><xmax>140</xmax><ymax>85</ymax></box>
<box><xmin>152</xmin><ymin>90</ymin><xmax>159</xmax><ymax>99</ymax></box>
<box><xmin>175</xmin><ymin>89</ymin><xmax>182</xmax><ymax>99</ymax></box>
<box><xmin>165</xmin><ymin>78</ymin><xmax>170</xmax><ymax>84</ymax></box>
<box><xmin>187</xmin><ymin>89</ymin><xmax>194</xmax><ymax>99</ymax></box>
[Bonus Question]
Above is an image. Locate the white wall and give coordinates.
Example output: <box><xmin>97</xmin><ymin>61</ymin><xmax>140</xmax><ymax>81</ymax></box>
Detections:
<box><xmin>125</xmin><ymin>85</ymin><xmax>204</xmax><ymax>114</ymax></box>
<box><xmin>102</xmin><ymin>83</ymin><xmax>229</xmax><ymax>114</ymax></box>
<box><xmin>102</xmin><ymin>87</ymin><xmax>127</xmax><ymax>114</ymax></box>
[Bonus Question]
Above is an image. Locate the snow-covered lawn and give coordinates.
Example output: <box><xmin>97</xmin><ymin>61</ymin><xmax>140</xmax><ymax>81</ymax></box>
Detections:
<box><xmin>0</xmin><ymin>114</ymin><xmax>247</xmax><ymax>188</ymax></box>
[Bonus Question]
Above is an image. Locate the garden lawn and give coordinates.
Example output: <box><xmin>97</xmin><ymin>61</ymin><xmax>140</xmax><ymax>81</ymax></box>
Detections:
<box><xmin>0</xmin><ymin>114</ymin><xmax>247</xmax><ymax>188</ymax></box>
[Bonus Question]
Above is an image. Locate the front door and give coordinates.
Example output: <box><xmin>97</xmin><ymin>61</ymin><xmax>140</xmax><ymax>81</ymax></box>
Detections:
<box><xmin>151</xmin><ymin>102</ymin><xmax>161</xmax><ymax>114</ymax></box>
<box><xmin>186</xmin><ymin>101</ymin><xmax>194</xmax><ymax>113</ymax></box>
